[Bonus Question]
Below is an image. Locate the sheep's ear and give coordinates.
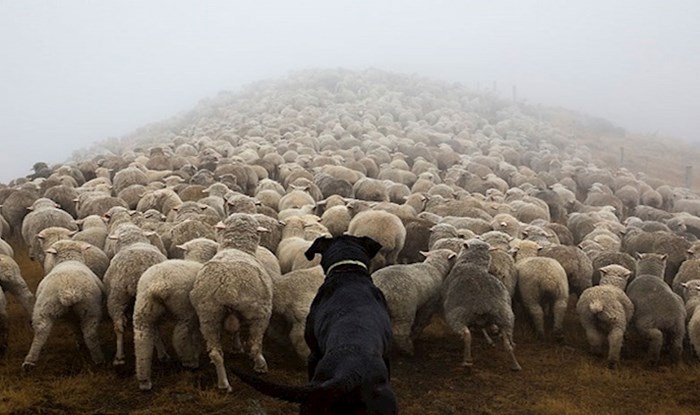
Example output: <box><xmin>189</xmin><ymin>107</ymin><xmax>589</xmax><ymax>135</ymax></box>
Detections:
<box><xmin>278</xmin><ymin>220</ymin><xmax>286</xmax><ymax>226</ymax></box>
<box><xmin>599</xmin><ymin>267</ymin><xmax>609</xmax><ymax>275</ymax></box>
<box><xmin>68</xmin><ymin>230</ymin><xmax>78</xmax><ymax>237</ymax></box>
<box><xmin>462</xmin><ymin>241</ymin><xmax>470</xmax><ymax>249</ymax></box>
<box><xmin>37</xmin><ymin>233</ymin><xmax>46</xmax><ymax>240</ymax></box>
<box><xmin>45</xmin><ymin>248</ymin><xmax>57</xmax><ymax>255</ymax></box>
<box><xmin>521</xmin><ymin>230</ymin><xmax>529</xmax><ymax>237</ymax></box>
<box><xmin>176</xmin><ymin>244</ymin><xmax>188</xmax><ymax>251</ymax></box>
<box><xmin>26</xmin><ymin>206</ymin><xmax>34</xmax><ymax>212</ymax></box>
<box><xmin>316</xmin><ymin>200</ymin><xmax>327</xmax><ymax>207</ymax></box>
<box><xmin>488</xmin><ymin>246</ymin><xmax>497</xmax><ymax>252</ymax></box>
<box><xmin>82</xmin><ymin>244</ymin><xmax>92</xmax><ymax>252</ymax></box>
<box><xmin>304</xmin><ymin>236</ymin><xmax>334</xmax><ymax>260</ymax></box>
<box><xmin>144</xmin><ymin>231</ymin><xmax>156</xmax><ymax>237</ymax></box>
<box><xmin>447</xmin><ymin>252</ymin><xmax>457</xmax><ymax>260</ymax></box>
<box><xmin>635</xmin><ymin>252</ymin><xmax>643</xmax><ymax>260</ymax></box>
<box><xmin>257</xmin><ymin>226</ymin><xmax>270</xmax><ymax>233</ymax></box>
<box><xmin>215</xmin><ymin>221</ymin><xmax>226</xmax><ymax>230</ymax></box>
<box><xmin>660</xmin><ymin>253</ymin><xmax>668</xmax><ymax>261</ymax></box>
<box><xmin>108</xmin><ymin>233</ymin><xmax>119</xmax><ymax>240</ymax></box>
<box><xmin>172</xmin><ymin>205</ymin><xmax>181</xmax><ymax>212</ymax></box>
<box><xmin>681</xmin><ymin>282</ymin><xmax>689</xmax><ymax>289</ymax></box>
<box><xmin>419</xmin><ymin>251</ymin><xmax>430</xmax><ymax>258</ymax></box>
<box><xmin>128</xmin><ymin>210</ymin><xmax>138</xmax><ymax>216</ymax></box>
<box><xmin>687</xmin><ymin>249</ymin><xmax>694</xmax><ymax>256</ymax></box>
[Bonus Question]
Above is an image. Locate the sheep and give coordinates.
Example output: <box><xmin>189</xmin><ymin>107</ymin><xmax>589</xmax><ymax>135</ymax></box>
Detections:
<box><xmin>320</xmin><ymin>205</ymin><xmax>352</xmax><ymax>237</ymax></box>
<box><xmin>268</xmin><ymin>266</ymin><xmax>325</xmax><ymax>360</ymax></box>
<box><xmin>0</xmin><ymin>238</ymin><xmax>13</xmax><ymax>257</ymax></box>
<box><xmin>103</xmin><ymin>224</ymin><xmax>167</xmax><ymax>365</ymax></box>
<box><xmin>166</xmin><ymin>219</ymin><xmax>216</xmax><ymax>259</ymax></box>
<box><xmin>251</xmin><ymin>214</ymin><xmax>285</xmax><ymax>253</ymax></box>
<box><xmin>626</xmin><ymin>253</ymin><xmax>686</xmax><ymax>366</ymax></box>
<box><xmin>576</xmin><ymin>265</ymin><xmax>634</xmax><ymax>368</ymax></box>
<box><xmin>276</xmin><ymin>217</ymin><xmax>314</xmax><ymax>274</ymax></box>
<box><xmin>591</xmin><ymin>251</ymin><xmax>637</xmax><ymax>286</ymax></box>
<box><xmin>681</xmin><ymin>280</ymin><xmax>700</xmax><ymax>359</ymax></box>
<box><xmin>513</xmin><ymin>240</ymin><xmax>569</xmax><ymax>341</ymax></box>
<box><xmin>133</xmin><ymin>260</ymin><xmax>204</xmax><ymax>391</ymax></box>
<box><xmin>1</xmin><ymin>187</ymin><xmax>39</xmax><ymax>237</ymax></box>
<box><xmin>178</xmin><ymin>237</ymin><xmax>219</xmax><ymax>263</ymax></box>
<box><xmin>348</xmin><ymin>209</ymin><xmax>406</xmax><ymax>271</ymax></box>
<box><xmin>622</xmin><ymin>229</ymin><xmax>690</xmax><ymax>285</ymax></box>
<box><xmin>490</xmin><ymin>213</ymin><xmax>521</xmax><ymax>238</ymax></box>
<box><xmin>441</xmin><ymin>239</ymin><xmax>521</xmax><ymax>370</ymax></box>
<box><xmin>372</xmin><ymin>249</ymin><xmax>457</xmax><ymax>355</ymax></box>
<box><xmin>671</xmin><ymin>244</ymin><xmax>700</xmax><ymax>297</ymax></box>
<box><xmin>353</xmin><ymin>177</ymin><xmax>389</xmax><ymax>202</ymax></box>
<box><xmin>21</xmin><ymin>198</ymin><xmax>78</xmax><ymax>263</ymax></box>
<box><xmin>278</xmin><ymin>189</ymin><xmax>315</xmax><ymax>212</ymax></box>
<box><xmin>34</xmin><ymin>226</ymin><xmax>77</xmax><ymax>264</ymax></box>
<box><xmin>189</xmin><ymin>213</ymin><xmax>273</xmax><ymax>391</ymax></box>
<box><xmin>44</xmin><ymin>240</ymin><xmax>110</xmax><ymax>280</ymax></box>
<box><xmin>398</xmin><ymin>216</ymin><xmax>437</xmax><ymax>264</ymax></box>
<box><xmin>22</xmin><ymin>242</ymin><xmax>104</xmax><ymax>370</ymax></box>
<box><xmin>72</xmin><ymin>215</ymin><xmax>108</xmax><ymax>250</ymax></box>
<box><xmin>0</xmin><ymin>254</ymin><xmax>35</xmax><ymax>317</ymax></box>
<box><xmin>112</xmin><ymin>166</ymin><xmax>149</xmax><ymax>195</ymax></box>
<box><xmin>314</xmin><ymin>172</ymin><xmax>354</xmax><ymax>199</ymax></box>
<box><xmin>539</xmin><ymin>245</ymin><xmax>593</xmax><ymax>297</ymax></box>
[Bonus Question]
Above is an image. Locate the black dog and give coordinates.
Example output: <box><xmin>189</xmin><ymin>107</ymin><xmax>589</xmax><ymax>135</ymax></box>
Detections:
<box><xmin>231</xmin><ymin>235</ymin><xmax>397</xmax><ymax>415</ymax></box>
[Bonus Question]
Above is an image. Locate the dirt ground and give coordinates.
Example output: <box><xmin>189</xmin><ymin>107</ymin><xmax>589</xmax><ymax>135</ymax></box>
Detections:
<box><xmin>2</xmin><ymin>239</ymin><xmax>700</xmax><ymax>415</ymax></box>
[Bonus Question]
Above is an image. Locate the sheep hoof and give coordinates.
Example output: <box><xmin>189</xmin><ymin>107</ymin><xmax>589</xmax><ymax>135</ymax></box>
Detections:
<box><xmin>461</xmin><ymin>360</ymin><xmax>474</xmax><ymax>368</ymax></box>
<box><xmin>139</xmin><ymin>380</ymin><xmax>153</xmax><ymax>391</ymax></box>
<box><xmin>253</xmin><ymin>360</ymin><xmax>268</xmax><ymax>374</ymax></box>
<box><xmin>607</xmin><ymin>361</ymin><xmax>618</xmax><ymax>370</ymax></box>
<box><xmin>21</xmin><ymin>361</ymin><xmax>35</xmax><ymax>373</ymax></box>
<box><xmin>113</xmin><ymin>357</ymin><xmax>126</xmax><ymax>366</ymax></box>
<box><xmin>511</xmin><ymin>363</ymin><xmax>522</xmax><ymax>371</ymax></box>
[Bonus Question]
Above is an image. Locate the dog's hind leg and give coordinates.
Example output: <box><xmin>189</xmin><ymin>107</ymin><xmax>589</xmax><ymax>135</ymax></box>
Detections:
<box><xmin>461</xmin><ymin>327</ymin><xmax>473</xmax><ymax>367</ymax></box>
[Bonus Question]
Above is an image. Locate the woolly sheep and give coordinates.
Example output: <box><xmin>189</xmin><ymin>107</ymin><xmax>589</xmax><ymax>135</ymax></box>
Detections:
<box><xmin>348</xmin><ymin>209</ymin><xmax>406</xmax><ymax>271</ymax></box>
<box><xmin>44</xmin><ymin>240</ymin><xmax>110</xmax><ymax>280</ymax></box>
<box><xmin>22</xmin><ymin>242</ymin><xmax>104</xmax><ymax>370</ymax></box>
<box><xmin>681</xmin><ymin>280</ymin><xmax>700</xmax><ymax>359</ymax></box>
<box><xmin>626</xmin><ymin>253</ymin><xmax>686</xmax><ymax>366</ymax></box>
<box><xmin>268</xmin><ymin>265</ymin><xmax>325</xmax><ymax>360</ymax></box>
<box><xmin>372</xmin><ymin>249</ymin><xmax>457</xmax><ymax>355</ymax></box>
<box><xmin>189</xmin><ymin>213</ymin><xmax>273</xmax><ymax>391</ymax></box>
<box><xmin>22</xmin><ymin>198</ymin><xmax>78</xmax><ymax>263</ymax></box>
<box><xmin>671</xmin><ymin>244</ymin><xmax>700</xmax><ymax>297</ymax></box>
<box><xmin>72</xmin><ymin>215</ymin><xmax>108</xmax><ymax>250</ymax></box>
<box><xmin>103</xmin><ymin>224</ymin><xmax>167</xmax><ymax>365</ymax></box>
<box><xmin>178</xmin><ymin>237</ymin><xmax>219</xmax><ymax>263</ymax></box>
<box><xmin>133</xmin><ymin>260</ymin><xmax>204</xmax><ymax>390</ymax></box>
<box><xmin>539</xmin><ymin>245</ymin><xmax>593</xmax><ymax>297</ymax></box>
<box><xmin>514</xmin><ymin>240</ymin><xmax>569</xmax><ymax>341</ymax></box>
<box><xmin>320</xmin><ymin>205</ymin><xmax>352</xmax><ymax>237</ymax></box>
<box><xmin>0</xmin><ymin>254</ymin><xmax>35</xmax><ymax>318</ymax></box>
<box><xmin>576</xmin><ymin>265</ymin><xmax>634</xmax><ymax>368</ymax></box>
<box><xmin>442</xmin><ymin>240</ymin><xmax>521</xmax><ymax>370</ymax></box>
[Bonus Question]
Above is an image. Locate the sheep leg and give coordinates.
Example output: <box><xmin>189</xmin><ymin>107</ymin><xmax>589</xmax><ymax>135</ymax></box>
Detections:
<box><xmin>223</xmin><ymin>314</ymin><xmax>243</xmax><ymax>353</ymax></box>
<box><xmin>584</xmin><ymin>326</ymin><xmax>605</xmax><ymax>356</ymax></box>
<box><xmin>172</xmin><ymin>320</ymin><xmax>200</xmax><ymax>369</ymax></box>
<box><xmin>7</xmin><ymin>283</ymin><xmax>35</xmax><ymax>318</ymax></box>
<box><xmin>643</xmin><ymin>327</ymin><xmax>664</xmax><ymax>367</ymax></box>
<box><xmin>526</xmin><ymin>304</ymin><xmax>546</xmax><ymax>339</ymax></box>
<box><xmin>552</xmin><ymin>298</ymin><xmax>568</xmax><ymax>342</ymax></box>
<box><xmin>246</xmin><ymin>316</ymin><xmax>269</xmax><ymax>373</ymax></box>
<box><xmin>502</xmin><ymin>331</ymin><xmax>522</xmax><ymax>371</ymax></box>
<box><xmin>289</xmin><ymin>320</ymin><xmax>310</xmax><ymax>361</ymax></box>
<box><xmin>607</xmin><ymin>327</ymin><xmax>624</xmax><ymax>369</ymax></box>
<box><xmin>198</xmin><ymin>308</ymin><xmax>231</xmax><ymax>391</ymax></box>
<box><xmin>461</xmin><ymin>327</ymin><xmax>473</xmax><ymax>367</ymax></box>
<box><xmin>393</xmin><ymin>319</ymin><xmax>415</xmax><ymax>356</ymax></box>
<box><xmin>670</xmin><ymin>332</ymin><xmax>684</xmax><ymax>365</ymax></box>
<box><xmin>108</xmin><ymin>292</ymin><xmax>130</xmax><ymax>366</ymax></box>
<box><xmin>23</xmin><ymin>319</ymin><xmax>54</xmax><ymax>370</ymax></box>
<box><xmin>134</xmin><ymin>326</ymin><xmax>155</xmax><ymax>391</ymax></box>
<box><xmin>154</xmin><ymin>327</ymin><xmax>171</xmax><ymax>362</ymax></box>
<box><xmin>482</xmin><ymin>329</ymin><xmax>495</xmax><ymax>347</ymax></box>
<box><xmin>76</xmin><ymin>302</ymin><xmax>104</xmax><ymax>365</ymax></box>
<box><xmin>0</xmin><ymin>307</ymin><xmax>7</xmax><ymax>356</ymax></box>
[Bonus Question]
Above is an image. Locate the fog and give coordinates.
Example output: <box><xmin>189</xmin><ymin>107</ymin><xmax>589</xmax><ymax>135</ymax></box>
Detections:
<box><xmin>1</xmin><ymin>0</ymin><xmax>699</xmax><ymax>183</ymax></box>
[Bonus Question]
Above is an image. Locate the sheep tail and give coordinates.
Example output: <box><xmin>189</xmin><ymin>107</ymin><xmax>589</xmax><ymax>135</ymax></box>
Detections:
<box><xmin>58</xmin><ymin>288</ymin><xmax>82</xmax><ymax>307</ymax></box>
<box><xmin>589</xmin><ymin>299</ymin><xmax>604</xmax><ymax>314</ymax></box>
<box><xmin>229</xmin><ymin>366</ymin><xmax>311</xmax><ymax>403</ymax></box>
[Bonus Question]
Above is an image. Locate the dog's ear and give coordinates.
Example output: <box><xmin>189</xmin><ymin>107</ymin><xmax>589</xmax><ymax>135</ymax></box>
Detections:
<box><xmin>358</xmin><ymin>236</ymin><xmax>382</xmax><ymax>259</ymax></box>
<box><xmin>305</xmin><ymin>236</ymin><xmax>333</xmax><ymax>260</ymax></box>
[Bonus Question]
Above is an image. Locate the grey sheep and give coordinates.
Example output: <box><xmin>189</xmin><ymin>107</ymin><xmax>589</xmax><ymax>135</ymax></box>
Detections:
<box><xmin>576</xmin><ymin>264</ymin><xmax>634</xmax><ymax>368</ymax></box>
<box><xmin>514</xmin><ymin>240</ymin><xmax>569</xmax><ymax>341</ymax></box>
<box><xmin>490</xmin><ymin>213</ymin><xmax>521</xmax><ymax>238</ymax></box>
<box><xmin>72</xmin><ymin>215</ymin><xmax>108</xmax><ymax>250</ymax></box>
<box><xmin>133</xmin><ymin>260</ymin><xmax>204</xmax><ymax>390</ymax></box>
<box><xmin>681</xmin><ymin>280</ymin><xmax>700</xmax><ymax>359</ymax></box>
<box><xmin>372</xmin><ymin>249</ymin><xmax>457</xmax><ymax>355</ymax></box>
<box><xmin>320</xmin><ymin>205</ymin><xmax>352</xmax><ymax>237</ymax></box>
<box><xmin>113</xmin><ymin>166</ymin><xmax>149</xmax><ymax>195</ymax></box>
<box><xmin>539</xmin><ymin>245</ymin><xmax>593</xmax><ymax>296</ymax></box>
<box><xmin>0</xmin><ymin>254</ymin><xmax>35</xmax><ymax>318</ymax></box>
<box><xmin>252</xmin><ymin>214</ymin><xmax>284</xmax><ymax>253</ymax></box>
<box><xmin>348</xmin><ymin>209</ymin><xmax>406</xmax><ymax>271</ymax></box>
<box><xmin>671</xmin><ymin>243</ymin><xmax>700</xmax><ymax>297</ymax></box>
<box><xmin>103</xmin><ymin>224</ymin><xmax>167</xmax><ymax>365</ymax></box>
<box><xmin>178</xmin><ymin>237</ymin><xmax>219</xmax><ymax>263</ymax></box>
<box><xmin>166</xmin><ymin>219</ymin><xmax>216</xmax><ymax>259</ymax></box>
<box><xmin>626</xmin><ymin>253</ymin><xmax>686</xmax><ymax>366</ymax></box>
<box><xmin>189</xmin><ymin>213</ymin><xmax>273</xmax><ymax>391</ymax></box>
<box><xmin>353</xmin><ymin>177</ymin><xmax>389</xmax><ymax>202</ymax></box>
<box><xmin>21</xmin><ymin>198</ymin><xmax>78</xmax><ymax>263</ymax></box>
<box><xmin>1</xmin><ymin>187</ymin><xmax>39</xmax><ymax>238</ymax></box>
<box><xmin>22</xmin><ymin>241</ymin><xmax>104</xmax><ymax>370</ymax></box>
<box><xmin>441</xmin><ymin>240</ymin><xmax>521</xmax><ymax>371</ymax></box>
<box><xmin>591</xmin><ymin>251</ymin><xmax>637</xmax><ymax>286</ymax></box>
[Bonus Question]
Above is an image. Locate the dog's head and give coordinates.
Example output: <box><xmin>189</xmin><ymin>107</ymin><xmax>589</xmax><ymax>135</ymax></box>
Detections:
<box><xmin>304</xmin><ymin>235</ymin><xmax>382</xmax><ymax>274</ymax></box>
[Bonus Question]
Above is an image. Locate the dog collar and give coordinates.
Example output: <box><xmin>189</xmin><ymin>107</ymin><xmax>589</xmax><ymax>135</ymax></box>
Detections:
<box><xmin>326</xmin><ymin>260</ymin><xmax>368</xmax><ymax>275</ymax></box>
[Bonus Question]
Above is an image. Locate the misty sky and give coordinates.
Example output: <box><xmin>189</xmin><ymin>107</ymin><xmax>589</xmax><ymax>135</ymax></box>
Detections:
<box><xmin>1</xmin><ymin>0</ymin><xmax>699</xmax><ymax>183</ymax></box>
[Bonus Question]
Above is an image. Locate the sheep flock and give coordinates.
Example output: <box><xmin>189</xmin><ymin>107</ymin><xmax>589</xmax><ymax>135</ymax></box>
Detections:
<box><xmin>2</xmin><ymin>68</ymin><xmax>700</xmax><ymax>414</ymax></box>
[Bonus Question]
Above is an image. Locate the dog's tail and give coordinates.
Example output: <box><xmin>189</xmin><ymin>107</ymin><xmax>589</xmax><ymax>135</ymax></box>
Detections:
<box><xmin>229</xmin><ymin>367</ymin><xmax>312</xmax><ymax>403</ymax></box>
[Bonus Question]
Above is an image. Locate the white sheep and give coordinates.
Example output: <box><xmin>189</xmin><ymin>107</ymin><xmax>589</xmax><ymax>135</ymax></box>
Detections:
<box><xmin>372</xmin><ymin>249</ymin><xmax>457</xmax><ymax>355</ymax></box>
<box><xmin>576</xmin><ymin>265</ymin><xmax>634</xmax><ymax>368</ymax></box>
<box><xmin>103</xmin><ymin>224</ymin><xmax>167</xmax><ymax>365</ymax></box>
<box><xmin>189</xmin><ymin>213</ymin><xmax>273</xmax><ymax>391</ymax></box>
<box><xmin>348</xmin><ymin>209</ymin><xmax>406</xmax><ymax>271</ymax></box>
<box><xmin>22</xmin><ymin>241</ymin><xmax>104</xmax><ymax>369</ymax></box>
<box><xmin>514</xmin><ymin>240</ymin><xmax>569</xmax><ymax>341</ymax></box>
<box><xmin>133</xmin><ymin>260</ymin><xmax>204</xmax><ymax>391</ymax></box>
